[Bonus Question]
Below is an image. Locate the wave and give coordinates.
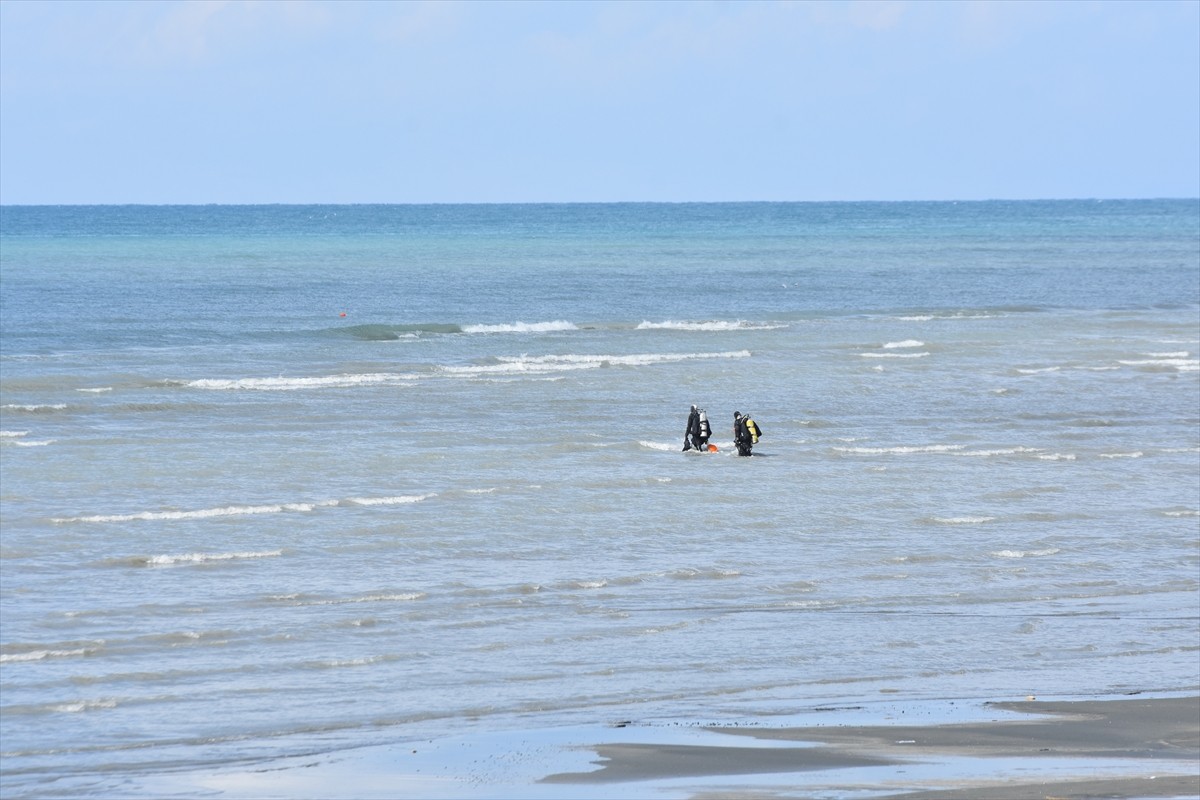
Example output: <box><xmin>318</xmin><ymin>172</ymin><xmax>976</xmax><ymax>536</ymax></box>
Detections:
<box><xmin>1119</xmin><ymin>356</ymin><xmax>1199</xmax><ymax>371</ymax></box>
<box><xmin>442</xmin><ymin>350</ymin><xmax>751</xmax><ymax>377</ymax></box>
<box><xmin>183</xmin><ymin>372</ymin><xmax>421</xmax><ymax>391</ymax></box>
<box><xmin>883</xmin><ymin>339</ymin><xmax>925</xmax><ymax>349</ymax></box>
<box><xmin>335</xmin><ymin>320</ymin><xmax>578</xmax><ymax>340</ymax></box>
<box><xmin>141</xmin><ymin>550</ymin><xmax>284</xmax><ymax>567</ymax></box>
<box><xmin>54</xmin><ymin>502</ymin><xmax>334</xmax><ymax>524</ymax></box>
<box><xmin>859</xmin><ymin>352</ymin><xmax>931</xmax><ymax>359</ymax></box>
<box><xmin>336</xmin><ymin>319</ymin><xmax>777</xmax><ymax>339</ymax></box>
<box><xmin>894</xmin><ymin>312</ymin><xmax>1005</xmax><ymax>321</ymax></box>
<box><xmin>179</xmin><ymin>351</ymin><xmax>750</xmax><ymax>390</ymax></box>
<box><xmin>992</xmin><ymin>548</ymin><xmax>1061</xmax><ymax>558</ymax></box>
<box><xmin>50</xmin><ymin>699</ymin><xmax>119</xmax><ymax>713</ymax></box>
<box><xmin>956</xmin><ymin>446</ymin><xmax>1044</xmax><ymax>457</ymax></box>
<box><xmin>1</xmin><ymin>403</ymin><xmax>68</xmax><ymax>412</ymax></box>
<box><xmin>343</xmin><ymin>494</ymin><xmax>435</xmax><ymax>506</ymax></box>
<box><xmin>461</xmin><ymin>320</ymin><xmax>577</xmax><ymax>334</ymax></box>
<box><xmin>336</xmin><ymin>323</ymin><xmax>459</xmax><ymax>340</ymax></box>
<box><xmin>55</xmin><ymin>494</ymin><xmax>435</xmax><ymax>525</ymax></box>
<box><xmin>931</xmin><ymin>516</ymin><xmax>996</xmax><ymax>525</ymax></box>
<box><xmin>0</xmin><ymin>646</ymin><xmax>98</xmax><ymax>664</ymax></box>
<box><xmin>636</xmin><ymin>320</ymin><xmax>787</xmax><ymax>331</ymax></box>
<box><xmin>834</xmin><ymin>444</ymin><xmax>966</xmax><ymax>455</ymax></box>
<box><xmin>504</xmin><ymin>351</ymin><xmax>751</xmax><ymax>367</ymax></box>
<box><xmin>276</xmin><ymin>592</ymin><xmax>427</xmax><ymax>606</ymax></box>
<box><xmin>1</xmin><ymin>427</ymin><xmax>56</xmax><ymax>446</ymax></box>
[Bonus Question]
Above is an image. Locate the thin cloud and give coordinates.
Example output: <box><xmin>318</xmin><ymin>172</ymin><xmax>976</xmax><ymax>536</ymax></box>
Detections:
<box><xmin>129</xmin><ymin>0</ymin><xmax>331</xmax><ymax>67</ymax></box>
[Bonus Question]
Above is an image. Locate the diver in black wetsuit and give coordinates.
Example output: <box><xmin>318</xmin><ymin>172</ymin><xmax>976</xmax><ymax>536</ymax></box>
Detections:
<box><xmin>684</xmin><ymin>404</ymin><xmax>711</xmax><ymax>452</ymax></box>
<box><xmin>733</xmin><ymin>411</ymin><xmax>752</xmax><ymax>457</ymax></box>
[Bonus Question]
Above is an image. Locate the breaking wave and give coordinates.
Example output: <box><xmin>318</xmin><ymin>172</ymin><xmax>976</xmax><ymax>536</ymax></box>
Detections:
<box><xmin>53</xmin><ymin>494</ymin><xmax>434</xmax><ymax>524</ymax></box>
<box><xmin>835</xmin><ymin>444</ymin><xmax>966</xmax><ymax>455</ymax></box>
<box><xmin>461</xmin><ymin>320</ymin><xmax>577</xmax><ymax>334</ymax></box>
<box><xmin>179</xmin><ymin>351</ymin><xmax>751</xmax><ymax>390</ymax></box>
<box><xmin>184</xmin><ymin>373</ymin><xmax>420</xmax><ymax>391</ymax></box>
<box><xmin>992</xmin><ymin>548</ymin><xmax>1061</xmax><ymax>558</ymax></box>
<box><xmin>141</xmin><ymin>550</ymin><xmax>284</xmax><ymax>566</ymax></box>
<box><xmin>636</xmin><ymin>320</ymin><xmax>787</xmax><ymax>331</ymax></box>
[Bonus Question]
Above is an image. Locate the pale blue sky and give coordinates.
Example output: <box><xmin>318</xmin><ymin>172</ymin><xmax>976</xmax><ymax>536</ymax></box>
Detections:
<box><xmin>1</xmin><ymin>0</ymin><xmax>1197</xmax><ymax>204</ymax></box>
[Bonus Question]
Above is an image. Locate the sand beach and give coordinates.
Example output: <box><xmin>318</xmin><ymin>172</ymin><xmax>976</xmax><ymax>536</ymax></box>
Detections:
<box><xmin>546</xmin><ymin>694</ymin><xmax>1199</xmax><ymax>798</ymax></box>
<box><xmin>146</xmin><ymin>693</ymin><xmax>1199</xmax><ymax>798</ymax></box>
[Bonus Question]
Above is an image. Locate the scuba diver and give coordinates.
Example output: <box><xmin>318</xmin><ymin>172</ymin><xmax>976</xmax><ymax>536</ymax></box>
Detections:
<box><xmin>684</xmin><ymin>404</ymin><xmax>712</xmax><ymax>452</ymax></box>
<box><xmin>733</xmin><ymin>410</ymin><xmax>760</xmax><ymax>457</ymax></box>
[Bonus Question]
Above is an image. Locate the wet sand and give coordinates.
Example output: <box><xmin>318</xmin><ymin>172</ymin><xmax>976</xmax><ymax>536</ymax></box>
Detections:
<box><xmin>545</xmin><ymin>695</ymin><xmax>1199</xmax><ymax>799</ymax></box>
<box><xmin>146</xmin><ymin>694</ymin><xmax>1199</xmax><ymax>798</ymax></box>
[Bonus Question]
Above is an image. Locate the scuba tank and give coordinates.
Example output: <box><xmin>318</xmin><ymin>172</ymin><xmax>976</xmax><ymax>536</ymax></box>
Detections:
<box><xmin>744</xmin><ymin>416</ymin><xmax>760</xmax><ymax>443</ymax></box>
<box><xmin>698</xmin><ymin>408</ymin><xmax>710</xmax><ymax>437</ymax></box>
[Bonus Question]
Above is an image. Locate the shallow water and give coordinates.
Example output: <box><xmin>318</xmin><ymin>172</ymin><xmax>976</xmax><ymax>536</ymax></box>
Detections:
<box><xmin>2</xmin><ymin>201</ymin><xmax>1198</xmax><ymax>797</ymax></box>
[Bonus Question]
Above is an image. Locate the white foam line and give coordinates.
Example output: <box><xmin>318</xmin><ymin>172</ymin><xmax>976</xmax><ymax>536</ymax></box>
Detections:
<box><xmin>860</xmin><ymin>352</ymin><xmax>930</xmax><ymax>359</ymax></box>
<box><xmin>343</xmin><ymin>494</ymin><xmax>435</xmax><ymax>506</ymax></box>
<box><xmin>636</xmin><ymin>320</ymin><xmax>787</xmax><ymax>331</ymax></box>
<box><xmin>52</xmin><ymin>493</ymin><xmax>440</xmax><ymax>524</ymax></box>
<box><xmin>184</xmin><ymin>351</ymin><xmax>753</xmax><ymax>388</ymax></box>
<box><xmin>835</xmin><ymin>444</ymin><xmax>966</xmax><ymax>455</ymax></box>
<box><xmin>992</xmin><ymin>548</ymin><xmax>1061</xmax><ymax>558</ymax></box>
<box><xmin>956</xmin><ymin>447</ymin><xmax>1043</xmax><ymax>457</ymax></box>
<box><xmin>1119</xmin><ymin>358</ymin><xmax>1200</xmax><ymax>370</ymax></box>
<box><xmin>461</xmin><ymin>320</ymin><xmax>577</xmax><ymax>334</ymax></box>
<box><xmin>883</xmin><ymin>340</ymin><xmax>925</xmax><ymax>349</ymax></box>
<box><xmin>0</xmin><ymin>647</ymin><xmax>95</xmax><ymax>663</ymax></box>
<box><xmin>895</xmin><ymin>313</ymin><xmax>998</xmax><ymax>321</ymax></box>
<box><xmin>186</xmin><ymin>373</ymin><xmax>420</xmax><ymax>391</ymax></box>
<box><xmin>303</xmin><ymin>593</ymin><xmax>426</xmax><ymax>606</ymax></box>
<box><xmin>54</xmin><ymin>503</ymin><xmax>326</xmax><ymax>524</ymax></box>
<box><xmin>445</xmin><ymin>350</ymin><xmax>752</xmax><ymax>377</ymax></box>
<box><xmin>933</xmin><ymin>516</ymin><xmax>996</xmax><ymax>525</ymax></box>
<box><xmin>50</xmin><ymin>699</ymin><xmax>118</xmax><ymax>713</ymax></box>
<box><xmin>146</xmin><ymin>549</ymin><xmax>283</xmax><ymax>566</ymax></box>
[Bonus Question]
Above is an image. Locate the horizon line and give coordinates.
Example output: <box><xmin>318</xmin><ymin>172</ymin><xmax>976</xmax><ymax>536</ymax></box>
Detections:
<box><xmin>3</xmin><ymin>196</ymin><xmax>1198</xmax><ymax>209</ymax></box>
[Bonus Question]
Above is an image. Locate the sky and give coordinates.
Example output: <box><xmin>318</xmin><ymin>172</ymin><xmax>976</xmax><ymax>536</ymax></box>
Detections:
<box><xmin>1</xmin><ymin>0</ymin><xmax>1197</xmax><ymax>205</ymax></box>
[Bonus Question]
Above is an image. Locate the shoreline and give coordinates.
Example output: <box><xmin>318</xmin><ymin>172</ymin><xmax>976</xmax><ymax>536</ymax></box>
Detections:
<box><xmin>139</xmin><ymin>692</ymin><xmax>1199</xmax><ymax>799</ymax></box>
<box><xmin>545</xmin><ymin>694</ymin><xmax>1200</xmax><ymax>799</ymax></box>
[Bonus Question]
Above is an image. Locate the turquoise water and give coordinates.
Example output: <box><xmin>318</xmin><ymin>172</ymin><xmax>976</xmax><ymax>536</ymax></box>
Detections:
<box><xmin>2</xmin><ymin>201</ymin><xmax>1198</xmax><ymax>797</ymax></box>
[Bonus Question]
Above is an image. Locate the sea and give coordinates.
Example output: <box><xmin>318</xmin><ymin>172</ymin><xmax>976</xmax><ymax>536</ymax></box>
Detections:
<box><xmin>1</xmin><ymin>200</ymin><xmax>1198</xmax><ymax>797</ymax></box>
